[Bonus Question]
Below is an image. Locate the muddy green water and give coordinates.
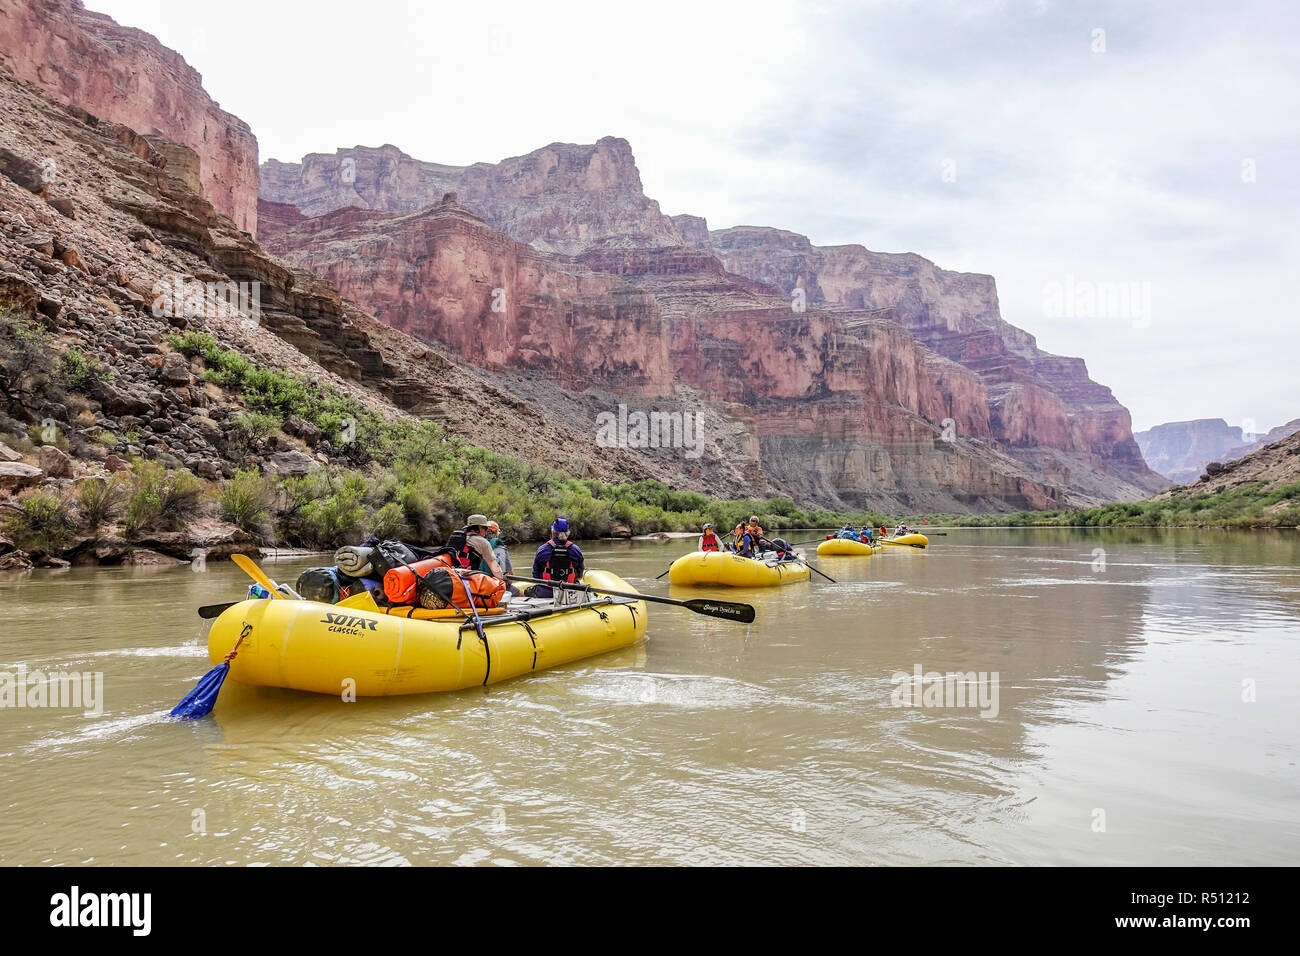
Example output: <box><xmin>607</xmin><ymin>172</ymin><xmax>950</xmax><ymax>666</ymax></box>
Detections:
<box><xmin>1</xmin><ymin>529</ymin><xmax>1297</xmax><ymax>866</ymax></box>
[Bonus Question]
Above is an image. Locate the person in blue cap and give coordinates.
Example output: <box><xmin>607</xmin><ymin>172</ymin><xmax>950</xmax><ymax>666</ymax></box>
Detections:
<box><xmin>532</xmin><ymin>517</ymin><xmax>585</xmax><ymax>598</ymax></box>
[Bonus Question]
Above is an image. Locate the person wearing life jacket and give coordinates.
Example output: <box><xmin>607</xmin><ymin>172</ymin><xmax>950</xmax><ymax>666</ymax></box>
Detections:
<box><xmin>738</xmin><ymin>518</ymin><xmax>766</xmax><ymax>558</ymax></box>
<box><xmin>445</xmin><ymin>514</ymin><xmax>504</xmax><ymax>578</ymax></box>
<box><xmin>860</xmin><ymin>526</ymin><xmax>875</xmax><ymax>544</ymax></box>
<box><xmin>484</xmin><ymin>520</ymin><xmax>513</xmax><ymax>574</ymax></box>
<box><xmin>699</xmin><ymin>523</ymin><xmax>722</xmax><ymax>552</ymax></box>
<box><xmin>532</xmin><ymin>517</ymin><xmax>584</xmax><ymax>598</ymax></box>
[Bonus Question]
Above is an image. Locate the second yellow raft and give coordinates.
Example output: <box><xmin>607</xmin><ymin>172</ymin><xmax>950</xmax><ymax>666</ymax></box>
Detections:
<box><xmin>816</xmin><ymin>538</ymin><xmax>883</xmax><ymax>557</ymax></box>
<box><xmin>879</xmin><ymin>533</ymin><xmax>929</xmax><ymax>549</ymax></box>
<box><xmin>667</xmin><ymin>550</ymin><xmax>811</xmax><ymax>587</ymax></box>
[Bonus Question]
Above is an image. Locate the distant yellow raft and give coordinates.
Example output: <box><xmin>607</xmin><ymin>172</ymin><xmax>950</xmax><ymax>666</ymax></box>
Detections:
<box><xmin>206</xmin><ymin>569</ymin><xmax>647</xmax><ymax>697</ymax></box>
<box><xmin>667</xmin><ymin>550</ymin><xmax>811</xmax><ymax>587</ymax></box>
<box><xmin>816</xmin><ymin>538</ymin><xmax>883</xmax><ymax>557</ymax></box>
<box><xmin>879</xmin><ymin>533</ymin><xmax>929</xmax><ymax>549</ymax></box>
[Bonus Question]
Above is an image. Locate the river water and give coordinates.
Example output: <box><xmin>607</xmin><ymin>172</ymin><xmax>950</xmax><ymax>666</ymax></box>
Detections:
<box><xmin>1</xmin><ymin>529</ymin><xmax>1296</xmax><ymax>866</ymax></box>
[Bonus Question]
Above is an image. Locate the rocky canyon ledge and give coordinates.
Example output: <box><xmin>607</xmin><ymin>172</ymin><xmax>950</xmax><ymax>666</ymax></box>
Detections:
<box><xmin>0</xmin><ymin>0</ymin><xmax>259</xmax><ymax>236</ymax></box>
<box><xmin>260</xmin><ymin>139</ymin><xmax>1167</xmax><ymax>511</ymax></box>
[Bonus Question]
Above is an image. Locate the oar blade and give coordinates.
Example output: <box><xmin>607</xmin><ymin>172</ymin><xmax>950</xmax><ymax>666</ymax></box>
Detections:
<box><xmin>169</xmin><ymin>662</ymin><xmax>230</xmax><ymax>720</ymax></box>
<box><xmin>231</xmin><ymin>554</ymin><xmax>282</xmax><ymax>598</ymax></box>
<box><xmin>683</xmin><ymin>599</ymin><xmax>756</xmax><ymax>624</ymax></box>
<box><xmin>198</xmin><ymin>601</ymin><xmax>237</xmax><ymax>619</ymax></box>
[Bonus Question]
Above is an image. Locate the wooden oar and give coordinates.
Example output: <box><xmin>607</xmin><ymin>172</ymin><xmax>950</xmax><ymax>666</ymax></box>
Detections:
<box><xmin>506</xmin><ymin>574</ymin><xmax>755</xmax><ymax>624</ymax></box>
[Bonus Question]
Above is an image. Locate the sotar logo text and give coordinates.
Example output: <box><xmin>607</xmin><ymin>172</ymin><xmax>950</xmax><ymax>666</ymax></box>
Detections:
<box><xmin>321</xmin><ymin>613</ymin><xmax>379</xmax><ymax>636</ymax></box>
<box><xmin>50</xmin><ymin>886</ymin><xmax>151</xmax><ymax>936</ymax></box>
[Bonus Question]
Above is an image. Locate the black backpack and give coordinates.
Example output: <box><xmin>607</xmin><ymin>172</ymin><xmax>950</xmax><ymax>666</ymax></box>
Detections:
<box><xmin>367</xmin><ymin>539</ymin><xmax>420</xmax><ymax>579</ymax></box>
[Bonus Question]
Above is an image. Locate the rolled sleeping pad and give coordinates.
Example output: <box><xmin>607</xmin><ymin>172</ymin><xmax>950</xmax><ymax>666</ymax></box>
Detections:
<box><xmin>334</xmin><ymin>545</ymin><xmax>375</xmax><ymax>577</ymax></box>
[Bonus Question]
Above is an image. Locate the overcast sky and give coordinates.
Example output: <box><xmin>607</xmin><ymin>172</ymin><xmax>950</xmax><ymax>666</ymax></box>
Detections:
<box><xmin>94</xmin><ymin>0</ymin><xmax>1298</xmax><ymax>433</ymax></box>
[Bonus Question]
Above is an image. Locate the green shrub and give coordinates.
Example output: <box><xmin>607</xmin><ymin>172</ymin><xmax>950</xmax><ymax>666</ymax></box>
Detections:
<box><xmin>74</xmin><ymin>476</ymin><xmax>127</xmax><ymax>535</ymax></box>
<box><xmin>54</xmin><ymin>348</ymin><xmax>108</xmax><ymax>391</ymax></box>
<box><xmin>226</xmin><ymin>411</ymin><xmax>281</xmax><ymax>452</ymax></box>
<box><xmin>368</xmin><ymin>501</ymin><xmax>407</xmax><ymax>540</ymax></box>
<box><xmin>218</xmin><ymin>469</ymin><xmax>277</xmax><ymax>538</ymax></box>
<box><xmin>124</xmin><ymin>460</ymin><xmax>205</xmax><ymax>536</ymax></box>
<box><xmin>0</xmin><ymin>313</ymin><xmax>52</xmax><ymax>396</ymax></box>
<box><xmin>2</xmin><ymin>488</ymin><xmax>76</xmax><ymax>553</ymax></box>
<box><xmin>283</xmin><ymin>470</ymin><xmax>368</xmax><ymax>549</ymax></box>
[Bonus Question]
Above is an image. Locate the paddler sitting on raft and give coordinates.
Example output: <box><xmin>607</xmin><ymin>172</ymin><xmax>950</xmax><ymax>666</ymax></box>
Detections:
<box><xmin>532</xmin><ymin>517</ymin><xmax>584</xmax><ymax>598</ymax></box>
<box><xmin>735</xmin><ymin>518</ymin><xmax>763</xmax><ymax>558</ymax></box>
<box><xmin>727</xmin><ymin>522</ymin><xmax>746</xmax><ymax>554</ymax></box>
<box><xmin>447</xmin><ymin>514</ymin><xmax>506</xmax><ymax>578</ymax></box>
<box><xmin>699</xmin><ymin>523</ymin><xmax>722</xmax><ymax>552</ymax></box>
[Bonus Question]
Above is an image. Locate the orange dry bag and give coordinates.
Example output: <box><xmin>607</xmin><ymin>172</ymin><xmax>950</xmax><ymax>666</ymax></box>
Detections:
<box><xmin>383</xmin><ymin>554</ymin><xmax>453</xmax><ymax>605</ymax></box>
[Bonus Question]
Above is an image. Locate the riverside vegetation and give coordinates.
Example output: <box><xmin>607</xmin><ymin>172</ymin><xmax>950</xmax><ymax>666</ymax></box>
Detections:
<box><xmin>1</xmin><ymin>326</ymin><xmax>891</xmax><ymax>560</ymax></box>
<box><xmin>4</xmin><ymin>321</ymin><xmax>1293</xmax><ymax>565</ymax></box>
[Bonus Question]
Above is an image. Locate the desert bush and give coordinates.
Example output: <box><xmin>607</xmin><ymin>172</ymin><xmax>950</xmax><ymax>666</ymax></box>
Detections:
<box><xmin>226</xmin><ymin>411</ymin><xmax>280</xmax><ymax>453</ymax></box>
<box><xmin>218</xmin><ymin>469</ymin><xmax>277</xmax><ymax>538</ymax></box>
<box><xmin>123</xmin><ymin>460</ymin><xmax>205</xmax><ymax>536</ymax></box>
<box><xmin>54</xmin><ymin>348</ymin><xmax>109</xmax><ymax>392</ymax></box>
<box><xmin>2</xmin><ymin>488</ymin><xmax>77</xmax><ymax>553</ymax></box>
<box><xmin>74</xmin><ymin>476</ymin><xmax>127</xmax><ymax>535</ymax></box>
<box><xmin>367</xmin><ymin>501</ymin><xmax>407</xmax><ymax>541</ymax></box>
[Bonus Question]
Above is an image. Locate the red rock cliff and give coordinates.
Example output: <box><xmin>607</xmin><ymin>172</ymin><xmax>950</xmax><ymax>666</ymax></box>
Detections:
<box><xmin>710</xmin><ymin>225</ymin><xmax>1167</xmax><ymax>496</ymax></box>
<box><xmin>261</xmin><ymin>138</ymin><xmax>680</xmax><ymax>254</ymax></box>
<box><xmin>0</xmin><ymin>0</ymin><xmax>259</xmax><ymax>235</ymax></box>
<box><xmin>263</xmin><ymin>198</ymin><xmax>1110</xmax><ymax>511</ymax></box>
<box><xmin>261</xmin><ymin>138</ymin><xmax>1165</xmax><ymax>508</ymax></box>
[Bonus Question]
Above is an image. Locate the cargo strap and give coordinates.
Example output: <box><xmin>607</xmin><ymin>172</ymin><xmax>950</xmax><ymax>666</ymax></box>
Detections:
<box><xmin>452</xmin><ymin>569</ymin><xmax>491</xmax><ymax>686</ymax></box>
<box><xmin>521</xmin><ymin>620</ymin><xmax>539</xmax><ymax>670</ymax></box>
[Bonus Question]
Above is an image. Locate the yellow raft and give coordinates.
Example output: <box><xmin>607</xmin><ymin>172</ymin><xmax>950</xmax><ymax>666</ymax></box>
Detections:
<box><xmin>667</xmin><ymin>550</ymin><xmax>811</xmax><ymax>587</ymax></box>
<box><xmin>816</xmin><ymin>538</ymin><xmax>883</xmax><ymax>557</ymax></box>
<box><xmin>206</xmin><ymin>569</ymin><xmax>647</xmax><ymax>697</ymax></box>
<box><xmin>879</xmin><ymin>533</ymin><xmax>929</xmax><ymax>549</ymax></box>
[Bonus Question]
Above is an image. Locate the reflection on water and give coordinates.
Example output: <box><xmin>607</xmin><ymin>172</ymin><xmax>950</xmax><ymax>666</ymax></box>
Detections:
<box><xmin>1</xmin><ymin>529</ymin><xmax>1297</xmax><ymax>865</ymax></box>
